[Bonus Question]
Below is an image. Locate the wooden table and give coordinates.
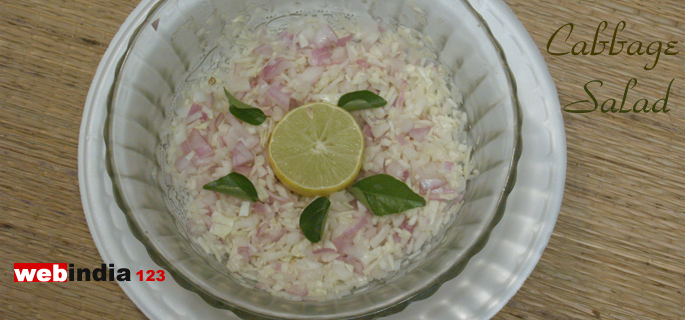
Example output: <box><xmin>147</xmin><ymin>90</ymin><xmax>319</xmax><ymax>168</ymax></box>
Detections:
<box><xmin>2</xmin><ymin>0</ymin><xmax>683</xmax><ymax>318</ymax></box>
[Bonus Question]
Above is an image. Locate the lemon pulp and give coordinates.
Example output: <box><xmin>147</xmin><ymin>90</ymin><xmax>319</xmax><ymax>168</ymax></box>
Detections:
<box><xmin>267</xmin><ymin>102</ymin><xmax>364</xmax><ymax>197</ymax></box>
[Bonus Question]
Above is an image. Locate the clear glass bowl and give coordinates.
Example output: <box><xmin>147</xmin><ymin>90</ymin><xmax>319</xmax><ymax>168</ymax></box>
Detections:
<box><xmin>105</xmin><ymin>0</ymin><xmax>522</xmax><ymax>319</ymax></box>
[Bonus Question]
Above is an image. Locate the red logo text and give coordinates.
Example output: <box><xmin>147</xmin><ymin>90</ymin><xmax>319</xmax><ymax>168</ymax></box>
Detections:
<box><xmin>14</xmin><ymin>263</ymin><xmax>68</xmax><ymax>282</ymax></box>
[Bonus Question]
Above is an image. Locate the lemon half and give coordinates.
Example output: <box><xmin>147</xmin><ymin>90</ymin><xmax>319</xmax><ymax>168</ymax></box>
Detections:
<box><xmin>268</xmin><ymin>102</ymin><xmax>364</xmax><ymax>197</ymax></box>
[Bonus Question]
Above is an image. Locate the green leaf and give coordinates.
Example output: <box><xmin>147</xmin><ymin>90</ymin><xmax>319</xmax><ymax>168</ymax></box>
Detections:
<box><xmin>202</xmin><ymin>172</ymin><xmax>259</xmax><ymax>202</ymax></box>
<box><xmin>224</xmin><ymin>88</ymin><xmax>267</xmax><ymax>125</ymax></box>
<box><xmin>349</xmin><ymin>174</ymin><xmax>426</xmax><ymax>216</ymax></box>
<box><xmin>337</xmin><ymin>90</ymin><xmax>387</xmax><ymax>111</ymax></box>
<box><xmin>299</xmin><ymin>197</ymin><xmax>331</xmax><ymax>243</ymax></box>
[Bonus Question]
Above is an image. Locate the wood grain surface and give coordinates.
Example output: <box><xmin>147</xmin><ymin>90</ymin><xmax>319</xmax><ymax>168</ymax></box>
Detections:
<box><xmin>1</xmin><ymin>0</ymin><xmax>683</xmax><ymax>319</ymax></box>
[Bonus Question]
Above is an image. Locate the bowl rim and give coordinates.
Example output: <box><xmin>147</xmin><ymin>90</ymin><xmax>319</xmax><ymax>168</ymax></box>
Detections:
<box><xmin>102</xmin><ymin>0</ymin><xmax>523</xmax><ymax>319</ymax></box>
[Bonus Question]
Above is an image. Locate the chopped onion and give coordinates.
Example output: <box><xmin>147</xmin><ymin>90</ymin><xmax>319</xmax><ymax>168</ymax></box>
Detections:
<box><xmin>309</xmin><ymin>47</ymin><xmax>331</xmax><ymax>66</ymax></box>
<box><xmin>364</xmin><ymin>227</ymin><xmax>377</xmax><ymax>239</ymax></box>
<box><xmin>262</xmin><ymin>58</ymin><xmax>291</xmax><ymax>81</ymax></box>
<box><xmin>262</xmin><ymin>106</ymin><xmax>274</xmax><ymax>117</ymax></box>
<box><xmin>237</xmin><ymin>246</ymin><xmax>252</xmax><ymax>261</ymax></box>
<box><xmin>395</xmin><ymin>91</ymin><xmax>405</xmax><ymax>108</ymax></box>
<box><xmin>434</xmin><ymin>186</ymin><xmax>457</xmax><ymax>194</ymax></box>
<box><xmin>233</xmin><ymin>165</ymin><xmax>252</xmax><ymax>177</ymax></box>
<box><xmin>253</xmin><ymin>202</ymin><xmax>275</xmax><ymax>220</ymax></box>
<box><xmin>362</xmin><ymin>124</ymin><xmax>373</xmax><ymax>139</ymax></box>
<box><xmin>428</xmin><ymin>193</ymin><xmax>454</xmax><ymax>201</ymax></box>
<box><xmin>297</xmin><ymin>66</ymin><xmax>324</xmax><ymax>85</ymax></box>
<box><xmin>240</xmin><ymin>133</ymin><xmax>260</xmax><ymax>150</ymax></box>
<box><xmin>298</xmin><ymin>27</ymin><xmax>316</xmax><ymax>47</ymax></box>
<box><xmin>348</xmin><ymin>259</ymin><xmax>364</xmax><ymax>275</ymax></box>
<box><xmin>187</xmin><ymin>129</ymin><xmax>214</xmax><ymax>159</ymax></box>
<box><xmin>257</xmin><ymin>222</ymin><xmax>269</xmax><ymax>237</ymax></box>
<box><xmin>213</xmin><ymin>112</ymin><xmax>226</xmax><ymax>130</ymax></box>
<box><xmin>370</xmin><ymin>122</ymin><xmax>390</xmax><ymax>138</ymax></box>
<box><xmin>285</xmin><ymin>284</ymin><xmax>308</xmax><ymax>297</ymax></box>
<box><xmin>399</xmin><ymin>219</ymin><xmax>415</xmax><ymax>234</ymax></box>
<box><xmin>416</xmin><ymin>162</ymin><xmax>442</xmax><ymax>180</ymax></box>
<box><xmin>267</xmin><ymin>191</ymin><xmax>290</xmax><ymax>203</ymax></box>
<box><xmin>186</xmin><ymin>103</ymin><xmax>206</xmax><ymax>124</ymax></box>
<box><xmin>359</xmin><ymin>23</ymin><xmax>379</xmax><ymax>49</ymax></box>
<box><xmin>201</xmin><ymin>214</ymin><xmax>212</xmax><ymax>229</ymax></box>
<box><xmin>180</xmin><ymin>140</ymin><xmax>192</xmax><ymax>155</ymax></box>
<box><xmin>195</xmin><ymin>175</ymin><xmax>214</xmax><ymax>192</ymax></box>
<box><xmin>392</xmin><ymin>233</ymin><xmax>402</xmax><ymax>243</ymax></box>
<box><xmin>340</xmin><ymin>216</ymin><xmax>368</xmax><ymax>240</ymax></box>
<box><xmin>332</xmin><ymin>237</ymin><xmax>349</xmax><ymax>255</ymax></box>
<box><xmin>174</xmin><ymin>155</ymin><xmax>192</xmax><ymax>172</ymax></box>
<box><xmin>349</xmin><ymin>199</ymin><xmax>359</xmax><ymax>210</ymax></box>
<box><xmin>289</xmin><ymin>98</ymin><xmax>299</xmax><ymax>110</ymax></box>
<box><xmin>313</xmin><ymin>25</ymin><xmax>338</xmax><ymax>49</ymax></box>
<box><xmin>253</xmin><ymin>44</ymin><xmax>273</xmax><ymax>56</ymax></box>
<box><xmin>332</xmin><ymin>216</ymin><xmax>367</xmax><ymax>253</ymax></box>
<box><xmin>206</xmin><ymin>92</ymin><xmax>215</xmax><ymax>108</ymax></box>
<box><xmin>269</xmin><ymin>228</ymin><xmax>286</xmax><ymax>242</ymax></box>
<box><xmin>225</xmin><ymin>128</ymin><xmax>246</xmax><ymax>151</ymax></box>
<box><xmin>356</xmin><ymin>59</ymin><xmax>371</xmax><ymax>68</ymax></box>
<box><xmin>397</xmin><ymin>134</ymin><xmax>406</xmax><ymax>145</ymax></box>
<box><xmin>420</xmin><ymin>179</ymin><xmax>447</xmax><ymax>192</ymax></box>
<box><xmin>199</xmin><ymin>191</ymin><xmax>217</xmax><ymax>206</ymax></box>
<box><xmin>239</xmin><ymin>201</ymin><xmax>251</xmax><ymax>217</ymax></box>
<box><xmin>266</xmin><ymin>85</ymin><xmax>291</xmax><ymax>109</ymax></box>
<box><xmin>192</xmin><ymin>155</ymin><xmax>213</xmax><ymax>167</ymax></box>
<box><xmin>271</xmin><ymin>106</ymin><xmax>283</xmax><ymax>121</ymax></box>
<box><xmin>279</xmin><ymin>30</ymin><xmax>294</xmax><ymax>41</ymax></box>
<box><xmin>232</xmin><ymin>141</ymin><xmax>254</xmax><ymax>167</ymax></box>
<box><xmin>234</xmin><ymin>215</ymin><xmax>259</xmax><ymax>230</ymax></box>
<box><xmin>377</xmin><ymin>19</ymin><xmax>386</xmax><ymax>33</ymax></box>
<box><xmin>227</xmin><ymin>114</ymin><xmax>249</xmax><ymax>134</ymax></box>
<box><xmin>191</xmin><ymin>90</ymin><xmax>211</xmax><ymax>103</ymax></box>
<box><xmin>408</xmin><ymin>127</ymin><xmax>430</xmax><ymax>142</ymax></box>
<box><xmin>336</xmin><ymin>34</ymin><xmax>353</xmax><ymax>47</ymax></box>
<box><xmin>226</xmin><ymin>71</ymin><xmax>251</xmax><ymax>93</ymax></box>
<box><xmin>312</xmin><ymin>248</ymin><xmax>336</xmax><ymax>255</ymax></box>
<box><xmin>330</xmin><ymin>46</ymin><xmax>348</xmax><ymax>64</ymax></box>
<box><xmin>385</xmin><ymin>161</ymin><xmax>407</xmax><ymax>180</ymax></box>
<box><xmin>398</xmin><ymin>119</ymin><xmax>414</xmax><ymax>132</ymax></box>
<box><xmin>336</xmin><ymin>254</ymin><xmax>364</xmax><ymax>274</ymax></box>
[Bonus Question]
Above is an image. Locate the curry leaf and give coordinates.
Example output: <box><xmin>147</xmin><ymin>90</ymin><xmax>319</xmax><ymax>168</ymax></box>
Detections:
<box><xmin>349</xmin><ymin>174</ymin><xmax>426</xmax><ymax>216</ymax></box>
<box><xmin>299</xmin><ymin>197</ymin><xmax>331</xmax><ymax>243</ymax></box>
<box><xmin>224</xmin><ymin>88</ymin><xmax>267</xmax><ymax>125</ymax></box>
<box><xmin>337</xmin><ymin>90</ymin><xmax>387</xmax><ymax>111</ymax></box>
<box><xmin>203</xmin><ymin>172</ymin><xmax>259</xmax><ymax>202</ymax></box>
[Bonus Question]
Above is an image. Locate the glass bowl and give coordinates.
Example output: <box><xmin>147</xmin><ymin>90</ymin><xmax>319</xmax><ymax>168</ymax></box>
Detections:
<box><xmin>105</xmin><ymin>0</ymin><xmax>522</xmax><ymax>319</ymax></box>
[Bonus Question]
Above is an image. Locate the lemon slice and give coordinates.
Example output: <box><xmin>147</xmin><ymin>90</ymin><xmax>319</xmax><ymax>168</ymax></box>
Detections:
<box><xmin>268</xmin><ymin>102</ymin><xmax>364</xmax><ymax>197</ymax></box>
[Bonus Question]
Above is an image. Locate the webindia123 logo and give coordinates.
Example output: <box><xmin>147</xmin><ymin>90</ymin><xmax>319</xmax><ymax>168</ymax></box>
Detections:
<box><xmin>14</xmin><ymin>263</ymin><xmax>165</xmax><ymax>282</ymax></box>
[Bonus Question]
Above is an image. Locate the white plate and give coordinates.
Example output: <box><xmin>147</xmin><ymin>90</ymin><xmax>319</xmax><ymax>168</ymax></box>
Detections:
<box><xmin>78</xmin><ymin>0</ymin><xmax>565</xmax><ymax>318</ymax></box>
